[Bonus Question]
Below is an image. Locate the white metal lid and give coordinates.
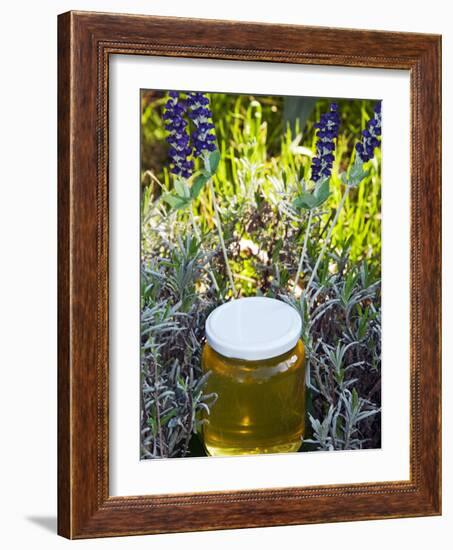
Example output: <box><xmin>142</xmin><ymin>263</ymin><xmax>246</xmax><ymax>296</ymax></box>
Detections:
<box><xmin>205</xmin><ymin>297</ymin><xmax>302</xmax><ymax>361</ymax></box>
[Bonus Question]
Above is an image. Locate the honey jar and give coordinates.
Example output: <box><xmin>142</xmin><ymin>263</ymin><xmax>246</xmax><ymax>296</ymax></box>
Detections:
<box><xmin>201</xmin><ymin>297</ymin><xmax>305</xmax><ymax>456</ymax></box>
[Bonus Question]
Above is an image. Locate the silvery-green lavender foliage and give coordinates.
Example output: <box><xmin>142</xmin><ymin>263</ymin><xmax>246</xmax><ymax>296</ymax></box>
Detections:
<box><xmin>286</xmin><ymin>101</ymin><xmax>382</xmax><ymax>451</ymax></box>
<box><xmin>282</xmin><ymin>258</ymin><xmax>381</xmax><ymax>450</ymax></box>
<box><xmin>141</xmin><ymin>94</ymin><xmax>382</xmax><ymax>457</ymax></box>
<box><xmin>141</xmin><ymin>234</ymin><xmax>220</xmax><ymax>458</ymax></box>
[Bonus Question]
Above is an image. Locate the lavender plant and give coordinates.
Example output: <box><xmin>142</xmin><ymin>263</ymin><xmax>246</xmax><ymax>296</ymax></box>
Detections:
<box><xmin>302</xmin><ymin>101</ymin><xmax>382</xmax><ymax>296</ymax></box>
<box><xmin>140</xmin><ymin>234</ymin><xmax>219</xmax><ymax>458</ymax></box>
<box><xmin>293</xmin><ymin>103</ymin><xmax>340</xmax><ymax>292</ymax></box>
<box><xmin>187</xmin><ymin>92</ymin><xmax>217</xmax><ymax>156</ymax></box>
<box><xmin>311</xmin><ymin>102</ymin><xmax>340</xmax><ymax>182</ymax></box>
<box><xmin>163</xmin><ymin>91</ymin><xmax>194</xmax><ymax>178</ymax></box>
<box><xmin>162</xmin><ymin>91</ymin><xmax>236</xmax><ymax>296</ymax></box>
<box><xmin>187</xmin><ymin>91</ymin><xmax>236</xmax><ymax>295</ymax></box>
<box><xmin>355</xmin><ymin>101</ymin><xmax>382</xmax><ymax>162</ymax></box>
<box><xmin>141</xmin><ymin>93</ymin><xmax>382</xmax><ymax>457</ymax></box>
<box><xmin>286</xmin><ymin>100</ymin><xmax>382</xmax><ymax>450</ymax></box>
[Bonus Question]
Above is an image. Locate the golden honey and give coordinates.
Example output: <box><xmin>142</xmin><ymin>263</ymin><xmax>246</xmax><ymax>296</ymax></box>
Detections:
<box><xmin>201</xmin><ymin>340</ymin><xmax>305</xmax><ymax>456</ymax></box>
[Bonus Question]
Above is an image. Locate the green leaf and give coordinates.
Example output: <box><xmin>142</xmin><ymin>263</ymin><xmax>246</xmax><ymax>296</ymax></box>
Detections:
<box><xmin>352</xmin><ymin>388</ymin><xmax>359</xmax><ymax>412</ymax></box>
<box><xmin>177</xmin><ymin>374</ymin><xmax>187</xmax><ymax>390</ymax></box>
<box><xmin>174</xmin><ymin>179</ymin><xmax>190</xmax><ymax>199</ymax></box>
<box><xmin>342</xmin><ymin>271</ymin><xmax>358</xmax><ymax>304</ymax></box>
<box><xmin>190</xmin><ymin>172</ymin><xmax>210</xmax><ymax>199</ymax></box>
<box><xmin>344</xmin><ymin>157</ymin><xmax>370</xmax><ymax>187</ymax></box>
<box><xmin>293</xmin><ymin>192</ymin><xmax>319</xmax><ymax>210</ymax></box>
<box><xmin>335</xmin><ymin>368</ymin><xmax>345</xmax><ymax>384</ymax></box>
<box><xmin>207</xmin><ymin>149</ymin><xmax>220</xmax><ymax>174</ymax></box>
<box><xmin>162</xmin><ymin>193</ymin><xmax>190</xmax><ymax>210</ymax></box>
<box><xmin>314</xmin><ymin>177</ymin><xmax>330</xmax><ymax>205</ymax></box>
<box><xmin>174</xmin><ymin>179</ymin><xmax>185</xmax><ymax>198</ymax></box>
<box><xmin>147</xmin><ymin>416</ymin><xmax>157</xmax><ymax>436</ymax></box>
<box><xmin>293</xmin><ymin>178</ymin><xmax>330</xmax><ymax>210</ymax></box>
<box><xmin>160</xmin><ymin>409</ymin><xmax>177</xmax><ymax>426</ymax></box>
<box><xmin>272</xmin><ymin>239</ymin><xmax>283</xmax><ymax>263</ymax></box>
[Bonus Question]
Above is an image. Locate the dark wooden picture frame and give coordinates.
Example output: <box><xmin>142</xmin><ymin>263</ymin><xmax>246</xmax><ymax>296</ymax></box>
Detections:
<box><xmin>58</xmin><ymin>10</ymin><xmax>442</xmax><ymax>539</ymax></box>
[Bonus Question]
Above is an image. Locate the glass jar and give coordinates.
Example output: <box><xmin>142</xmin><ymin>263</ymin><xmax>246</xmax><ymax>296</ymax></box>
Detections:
<box><xmin>201</xmin><ymin>297</ymin><xmax>305</xmax><ymax>456</ymax></box>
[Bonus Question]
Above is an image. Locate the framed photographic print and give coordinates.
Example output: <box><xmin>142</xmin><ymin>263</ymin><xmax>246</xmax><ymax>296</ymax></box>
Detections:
<box><xmin>58</xmin><ymin>11</ymin><xmax>442</xmax><ymax>538</ymax></box>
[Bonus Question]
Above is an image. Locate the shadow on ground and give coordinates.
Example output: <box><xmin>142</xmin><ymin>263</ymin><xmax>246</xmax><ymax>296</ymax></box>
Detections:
<box><xmin>26</xmin><ymin>516</ymin><xmax>57</xmax><ymax>534</ymax></box>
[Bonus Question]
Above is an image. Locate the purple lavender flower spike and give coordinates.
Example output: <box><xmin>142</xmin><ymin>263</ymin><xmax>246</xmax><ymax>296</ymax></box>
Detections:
<box><xmin>186</xmin><ymin>92</ymin><xmax>217</xmax><ymax>157</ymax></box>
<box><xmin>311</xmin><ymin>103</ymin><xmax>341</xmax><ymax>182</ymax></box>
<box><xmin>355</xmin><ymin>101</ymin><xmax>382</xmax><ymax>162</ymax></box>
<box><xmin>163</xmin><ymin>91</ymin><xmax>194</xmax><ymax>178</ymax></box>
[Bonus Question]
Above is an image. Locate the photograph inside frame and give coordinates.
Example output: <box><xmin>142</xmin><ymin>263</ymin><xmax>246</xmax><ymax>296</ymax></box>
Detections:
<box><xmin>140</xmin><ymin>90</ymin><xmax>382</xmax><ymax>459</ymax></box>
